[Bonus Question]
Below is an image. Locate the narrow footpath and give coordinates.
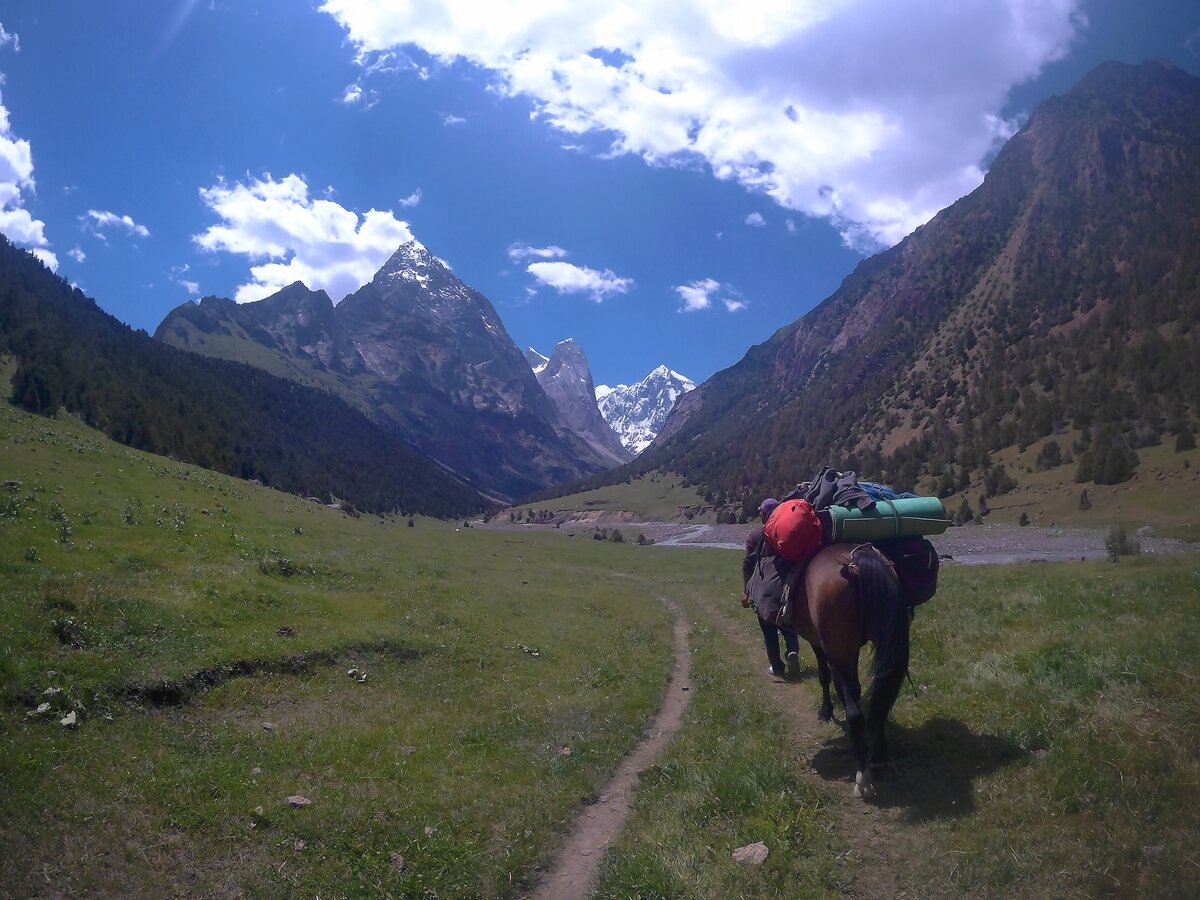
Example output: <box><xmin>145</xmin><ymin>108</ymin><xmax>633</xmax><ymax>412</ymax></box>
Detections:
<box><xmin>526</xmin><ymin>601</ymin><xmax>692</xmax><ymax>899</ymax></box>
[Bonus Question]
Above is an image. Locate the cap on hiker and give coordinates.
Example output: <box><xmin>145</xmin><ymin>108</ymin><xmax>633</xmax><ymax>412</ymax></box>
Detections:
<box><xmin>758</xmin><ymin>498</ymin><xmax>780</xmax><ymax>517</ymax></box>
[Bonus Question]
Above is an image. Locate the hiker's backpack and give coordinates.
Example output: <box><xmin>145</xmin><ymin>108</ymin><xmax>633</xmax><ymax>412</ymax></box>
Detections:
<box><xmin>763</xmin><ymin>498</ymin><xmax>822</xmax><ymax>561</ymax></box>
<box><xmin>876</xmin><ymin>536</ymin><xmax>940</xmax><ymax>606</ymax></box>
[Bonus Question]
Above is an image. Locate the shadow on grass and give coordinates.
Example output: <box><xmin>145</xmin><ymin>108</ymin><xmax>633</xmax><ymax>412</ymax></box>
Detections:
<box><xmin>812</xmin><ymin>716</ymin><xmax>1026</xmax><ymax>822</ymax></box>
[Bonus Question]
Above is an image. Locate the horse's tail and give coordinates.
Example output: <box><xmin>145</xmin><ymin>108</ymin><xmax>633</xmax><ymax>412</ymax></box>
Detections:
<box><xmin>855</xmin><ymin>547</ymin><xmax>910</xmax><ymax>712</ymax></box>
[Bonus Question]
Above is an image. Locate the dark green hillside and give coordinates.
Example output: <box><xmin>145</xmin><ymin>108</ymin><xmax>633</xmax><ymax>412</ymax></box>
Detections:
<box><xmin>545</xmin><ymin>62</ymin><xmax>1200</xmax><ymax>510</ymax></box>
<box><xmin>0</xmin><ymin>237</ymin><xmax>483</xmax><ymax>517</ymax></box>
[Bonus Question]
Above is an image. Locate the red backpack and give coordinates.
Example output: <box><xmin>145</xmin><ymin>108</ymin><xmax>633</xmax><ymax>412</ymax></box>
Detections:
<box><xmin>763</xmin><ymin>498</ymin><xmax>822</xmax><ymax>561</ymax></box>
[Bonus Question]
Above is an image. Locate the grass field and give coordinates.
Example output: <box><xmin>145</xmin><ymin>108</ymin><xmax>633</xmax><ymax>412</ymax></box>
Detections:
<box><xmin>3</xmin><ymin>402</ymin><xmax>1198</xmax><ymax>898</ymax></box>
<box><xmin>500</xmin><ymin>473</ymin><xmax>709</xmax><ymax>524</ymax></box>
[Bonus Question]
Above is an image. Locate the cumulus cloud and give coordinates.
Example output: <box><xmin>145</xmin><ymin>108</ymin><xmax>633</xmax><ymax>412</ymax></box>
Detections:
<box><xmin>30</xmin><ymin>247</ymin><xmax>58</xmax><ymax>269</ymax></box>
<box><xmin>675</xmin><ymin>277</ymin><xmax>745</xmax><ymax>313</ymax></box>
<box><xmin>675</xmin><ymin>278</ymin><xmax>720</xmax><ymax>313</ymax></box>
<box><xmin>744</xmin><ymin>211</ymin><xmax>766</xmax><ymax>227</ymax></box>
<box><xmin>194</xmin><ymin>172</ymin><xmax>414</xmax><ymax>303</ymax></box>
<box><xmin>398</xmin><ymin>188</ymin><xmax>422</xmax><ymax>207</ymax></box>
<box><xmin>321</xmin><ymin>0</ymin><xmax>1082</xmax><ymax>250</ymax></box>
<box><xmin>0</xmin><ymin>37</ymin><xmax>56</xmax><ymax>269</ymax></box>
<box><xmin>507</xmin><ymin>242</ymin><xmax>568</xmax><ymax>263</ymax></box>
<box><xmin>67</xmin><ymin>246</ymin><xmax>85</xmax><ymax>263</ymax></box>
<box><xmin>526</xmin><ymin>260</ymin><xmax>632</xmax><ymax>302</ymax></box>
<box><xmin>442</xmin><ymin>113</ymin><xmax>466</xmax><ymax>126</ymax></box>
<box><xmin>83</xmin><ymin>209</ymin><xmax>150</xmax><ymax>239</ymax></box>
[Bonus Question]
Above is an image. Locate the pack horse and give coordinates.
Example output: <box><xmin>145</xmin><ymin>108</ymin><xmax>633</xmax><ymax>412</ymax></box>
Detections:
<box><xmin>785</xmin><ymin>542</ymin><xmax>910</xmax><ymax>800</ymax></box>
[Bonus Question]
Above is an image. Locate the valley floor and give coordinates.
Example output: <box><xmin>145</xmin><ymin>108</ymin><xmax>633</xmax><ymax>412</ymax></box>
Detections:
<box><xmin>477</xmin><ymin>520</ymin><xmax>1200</xmax><ymax>564</ymax></box>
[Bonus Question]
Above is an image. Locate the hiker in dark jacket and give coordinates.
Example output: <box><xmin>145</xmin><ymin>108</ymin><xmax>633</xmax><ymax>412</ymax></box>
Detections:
<box><xmin>742</xmin><ymin>498</ymin><xmax>801</xmax><ymax>678</ymax></box>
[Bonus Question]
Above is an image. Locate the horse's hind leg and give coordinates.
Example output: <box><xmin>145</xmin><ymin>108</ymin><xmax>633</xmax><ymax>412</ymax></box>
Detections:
<box><xmin>829</xmin><ymin>661</ymin><xmax>870</xmax><ymax>797</ymax></box>
<box><xmin>812</xmin><ymin>647</ymin><xmax>834</xmax><ymax>722</ymax></box>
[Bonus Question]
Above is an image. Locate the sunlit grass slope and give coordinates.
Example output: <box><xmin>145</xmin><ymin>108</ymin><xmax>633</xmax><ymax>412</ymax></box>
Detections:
<box><xmin>3</xmin><ymin>400</ymin><xmax>1197</xmax><ymax>898</ymax></box>
<box><xmin>0</xmin><ymin>402</ymin><xmax>837</xmax><ymax>897</ymax></box>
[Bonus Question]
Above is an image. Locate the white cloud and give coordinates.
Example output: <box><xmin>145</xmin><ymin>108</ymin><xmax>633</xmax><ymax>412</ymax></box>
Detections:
<box><xmin>321</xmin><ymin>0</ymin><xmax>1083</xmax><ymax>250</ymax></box>
<box><xmin>675</xmin><ymin>277</ymin><xmax>720</xmax><ymax>313</ymax></box>
<box><xmin>340</xmin><ymin>83</ymin><xmax>379</xmax><ymax>109</ymax></box>
<box><xmin>442</xmin><ymin>113</ymin><xmax>466</xmax><ymax>126</ymax></box>
<box><xmin>785</xmin><ymin>218</ymin><xmax>797</xmax><ymax>234</ymax></box>
<box><xmin>30</xmin><ymin>247</ymin><xmax>58</xmax><ymax>269</ymax></box>
<box><xmin>398</xmin><ymin>188</ymin><xmax>422</xmax><ymax>207</ymax></box>
<box><xmin>194</xmin><ymin>172</ymin><xmax>414</xmax><ymax>303</ymax></box>
<box><xmin>171</xmin><ymin>263</ymin><xmax>200</xmax><ymax>295</ymax></box>
<box><xmin>0</xmin><ymin>40</ymin><xmax>56</xmax><ymax>269</ymax></box>
<box><xmin>67</xmin><ymin>246</ymin><xmax>85</xmax><ymax>263</ymax></box>
<box><xmin>507</xmin><ymin>242</ymin><xmax>568</xmax><ymax>263</ymax></box>
<box><xmin>744</xmin><ymin>211</ymin><xmax>766</xmax><ymax>227</ymax></box>
<box><xmin>84</xmin><ymin>209</ymin><xmax>150</xmax><ymax>239</ymax></box>
<box><xmin>675</xmin><ymin>277</ymin><xmax>745</xmax><ymax>313</ymax></box>
<box><xmin>526</xmin><ymin>260</ymin><xmax>632</xmax><ymax>302</ymax></box>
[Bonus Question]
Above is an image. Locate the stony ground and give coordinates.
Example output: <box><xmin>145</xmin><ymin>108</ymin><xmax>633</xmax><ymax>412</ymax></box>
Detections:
<box><xmin>483</xmin><ymin>520</ymin><xmax>1198</xmax><ymax>564</ymax></box>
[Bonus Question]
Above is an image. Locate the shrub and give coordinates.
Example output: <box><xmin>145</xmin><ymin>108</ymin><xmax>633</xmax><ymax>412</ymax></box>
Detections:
<box><xmin>1104</xmin><ymin>525</ymin><xmax>1141</xmax><ymax>561</ymax></box>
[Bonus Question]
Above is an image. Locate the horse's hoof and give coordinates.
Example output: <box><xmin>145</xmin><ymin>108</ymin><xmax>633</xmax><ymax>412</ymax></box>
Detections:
<box><xmin>854</xmin><ymin>770</ymin><xmax>876</xmax><ymax>801</ymax></box>
<box><xmin>818</xmin><ymin>706</ymin><xmax>833</xmax><ymax>722</ymax></box>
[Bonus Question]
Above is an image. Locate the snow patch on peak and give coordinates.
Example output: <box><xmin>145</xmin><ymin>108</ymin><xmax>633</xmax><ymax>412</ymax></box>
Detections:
<box><xmin>595</xmin><ymin>364</ymin><xmax>696</xmax><ymax>454</ymax></box>
<box><xmin>524</xmin><ymin>347</ymin><xmax>550</xmax><ymax>374</ymax></box>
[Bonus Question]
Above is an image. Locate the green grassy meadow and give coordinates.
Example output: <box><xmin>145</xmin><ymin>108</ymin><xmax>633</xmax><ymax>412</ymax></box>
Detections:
<box><xmin>3</xmin><ymin>402</ymin><xmax>1199</xmax><ymax>898</ymax></box>
<box><xmin>501</xmin><ymin>474</ymin><xmax>709</xmax><ymax>524</ymax></box>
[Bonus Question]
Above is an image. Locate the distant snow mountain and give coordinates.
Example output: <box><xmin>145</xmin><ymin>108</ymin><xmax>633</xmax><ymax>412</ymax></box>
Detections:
<box><xmin>525</xmin><ymin>340</ymin><xmax>632</xmax><ymax>467</ymax></box>
<box><xmin>595</xmin><ymin>365</ymin><xmax>696</xmax><ymax>455</ymax></box>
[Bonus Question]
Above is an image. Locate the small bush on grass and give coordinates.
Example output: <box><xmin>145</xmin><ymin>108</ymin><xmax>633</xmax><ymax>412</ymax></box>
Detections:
<box><xmin>1104</xmin><ymin>525</ymin><xmax>1140</xmax><ymax>561</ymax></box>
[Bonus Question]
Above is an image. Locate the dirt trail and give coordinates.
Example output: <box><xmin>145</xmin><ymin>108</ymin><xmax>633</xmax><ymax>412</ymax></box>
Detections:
<box><xmin>527</xmin><ymin>601</ymin><xmax>692</xmax><ymax>899</ymax></box>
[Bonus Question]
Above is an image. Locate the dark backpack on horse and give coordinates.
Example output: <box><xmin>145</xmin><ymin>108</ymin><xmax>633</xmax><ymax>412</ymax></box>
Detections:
<box><xmin>875</xmin><ymin>536</ymin><xmax>940</xmax><ymax>606</ymax></box>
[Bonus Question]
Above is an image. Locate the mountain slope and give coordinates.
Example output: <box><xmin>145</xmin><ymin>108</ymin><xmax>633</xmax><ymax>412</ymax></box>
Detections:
<box><xmin>596</xmin><ymin>365</ymin><xmax>696</xmax><ymax>455</ymax></box>
<box><xmin>157</xmin><ymin>242</ymin><xmax>616</xmax><ymax>501</ymax></box>
<box><xmin>527</xmin><ymin>339</ymin><xmax>631</xmax><ymax>467</ymax></box>
<box><xmin>0</xmin><ymin>237</ymin><xmax>484</xmax><ymax>516</ymax></box>
<box><xmin>635</xmin><ymin>61</ymin><xmax>1200</xmax><ymax>505</ymax></box>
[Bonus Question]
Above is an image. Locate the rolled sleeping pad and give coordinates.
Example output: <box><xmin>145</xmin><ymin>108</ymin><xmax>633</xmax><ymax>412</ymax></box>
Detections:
<box><xmin>825</xmin><ymin>496</ymin><xmax>949</xmax><ymax>541</ymax></box>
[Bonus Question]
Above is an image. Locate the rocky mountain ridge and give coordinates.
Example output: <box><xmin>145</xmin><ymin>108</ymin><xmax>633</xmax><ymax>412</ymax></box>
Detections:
<box><xmin>156</xmin><ymin>241</ymin><xmax>616</xmax><ymax>502</ymax></box>
<box><xmin>547</xmin><ymin>61</ymin><xmax>1200</xmax><ymax>513</ymax></box>
<box><xmin>525</xmin><ymin>339</ymin><xmax>631</xmax><ymax>467</ymax></box>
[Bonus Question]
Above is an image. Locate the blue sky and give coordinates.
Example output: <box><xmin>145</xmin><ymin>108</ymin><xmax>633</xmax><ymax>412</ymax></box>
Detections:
<box><xmin>1</xmin><ymin>1</ymin><xmax>1198</xmax><ymax>388</ymax></box>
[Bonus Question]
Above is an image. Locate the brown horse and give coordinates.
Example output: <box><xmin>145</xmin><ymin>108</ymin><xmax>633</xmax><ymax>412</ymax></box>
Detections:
<box><xmin>784</xmin><ymin>542</ymin><xmax>910</xmax><ymax>800</ymax></box>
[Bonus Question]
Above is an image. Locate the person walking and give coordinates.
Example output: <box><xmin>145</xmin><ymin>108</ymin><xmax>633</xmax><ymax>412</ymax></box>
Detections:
<box><xmin>742</xmin><ymin>498</ymin><xmax>801</xmax><ymax>678</ymax></box>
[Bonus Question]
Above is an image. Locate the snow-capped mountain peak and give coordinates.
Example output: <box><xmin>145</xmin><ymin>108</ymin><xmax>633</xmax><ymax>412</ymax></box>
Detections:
<box><xmin>595</xmin><ymin>365</ymin><xmax>696</xmax><ymax>455</ymax></box>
